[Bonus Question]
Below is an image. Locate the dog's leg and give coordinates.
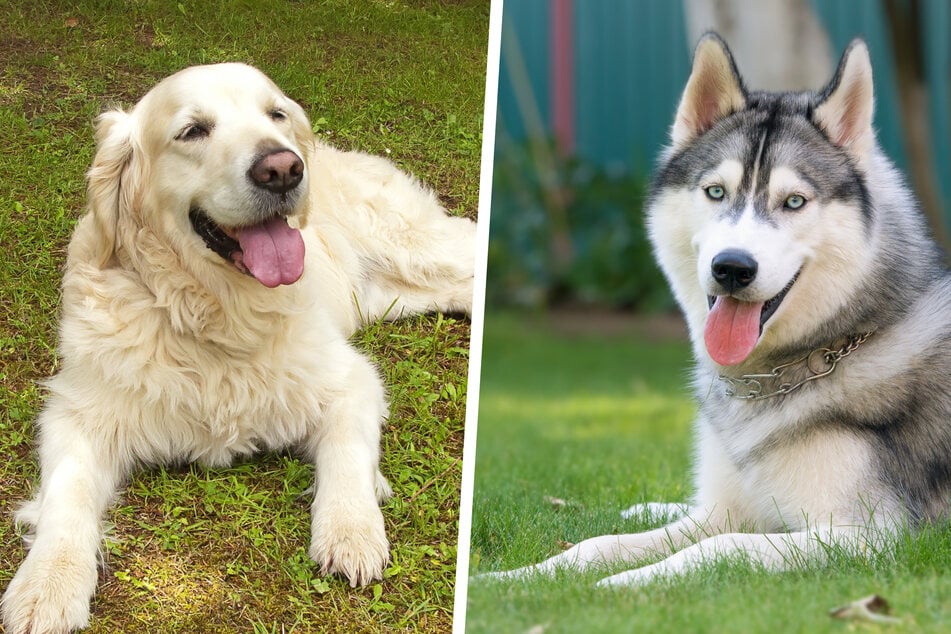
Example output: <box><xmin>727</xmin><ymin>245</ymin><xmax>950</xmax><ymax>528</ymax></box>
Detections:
<box><xmin>480</xmin><ymin>508</ymin><xmax>722</xmax><ymax>581</ymax></box>
<box><xmin>317</xmin><ymin>149</ymin><xmax>477</xmax><ymax>322</ymax></box>
<box><xmin>594</xmin><ymin>526</ymin><xmax>864</xmax><ymax>587</ymax></box>
<box><xmin>305</xmin><ymin>346</ymin><xmax>391</xmax><ymax>587</ymax></box>
<box><xmin>355</xmin><ymin>211</ymin><xmax>477</xmax><ymax>323</ymax></box>
<box><xmin>2</xmin><ymin>409</ymin><xmax>122</xmax><ymax>634</ymax></box>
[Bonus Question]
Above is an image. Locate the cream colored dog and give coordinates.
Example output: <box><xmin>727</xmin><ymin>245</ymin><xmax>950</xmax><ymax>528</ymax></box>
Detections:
<box><xmin>2</xmin><ymin>63</ymin><xmax>475</xmax><ymax>634</ymax></box>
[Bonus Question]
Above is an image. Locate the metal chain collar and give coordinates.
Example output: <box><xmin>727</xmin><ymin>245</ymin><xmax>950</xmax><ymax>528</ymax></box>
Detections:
<box><xmin>717</xmin><ymin>331</ymin><xmax>874</xmax><ymax>401</ymax></box>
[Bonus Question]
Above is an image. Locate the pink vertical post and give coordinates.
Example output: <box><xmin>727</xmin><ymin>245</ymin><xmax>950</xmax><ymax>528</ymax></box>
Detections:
<box><xmin>550</xmin><ymin>0</ymin><xmax>575</xmax><ymax>156</ymax></box>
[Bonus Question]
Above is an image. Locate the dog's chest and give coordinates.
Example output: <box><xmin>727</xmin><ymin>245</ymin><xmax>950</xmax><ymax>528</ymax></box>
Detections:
<box><xmin>66</xmin><ymin>314</ymin><xmax>330</xmax><ymax>465</ymax></box>
<box><xmin>173</xmin><ymin>335</ymin><xmax>330</xmax><ymax>462</ymax></box>
<box><xmin>699</xmin><ymin>395</ymin><xmax>882</xmax><ymax>527</ymax></box>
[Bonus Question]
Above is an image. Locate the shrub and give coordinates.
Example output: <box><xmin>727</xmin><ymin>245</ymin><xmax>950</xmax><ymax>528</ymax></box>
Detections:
<box><xmin>487</xmin><ymin>138</ymin><xmax>674</xmax><ymax>311</ymax></box>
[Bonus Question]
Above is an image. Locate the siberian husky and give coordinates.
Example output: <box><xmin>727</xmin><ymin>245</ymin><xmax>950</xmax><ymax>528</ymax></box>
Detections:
<box><xmin>483</xmin><ymin>34</ymin><xmax>951</xmax><ymax>587</ymax></box>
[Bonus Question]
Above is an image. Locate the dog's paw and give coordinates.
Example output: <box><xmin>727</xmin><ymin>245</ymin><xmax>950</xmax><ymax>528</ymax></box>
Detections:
<box><xmin>1</xmin><ymin>548</ymin><xmax>97</xmax><ymax>634</ymax></box>
<box><xmin>309</xmin><ymin>502</ymin><xmax>389</xmax><ymax>587</ymax></box>
<box><xmin>473</xmin><ymin>568</ymin><xmax>525</xmax><ymax>582</ymax></box>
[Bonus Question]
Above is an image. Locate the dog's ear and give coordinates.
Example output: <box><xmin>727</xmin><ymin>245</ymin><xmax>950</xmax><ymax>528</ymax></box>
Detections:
<box><xmin>84</xmin><ymin>109</ymin><xmax>136</xmax><ymax>268</ymax></box>
<box><xmin>814</xmin><ymin>39</ymin><xmax>874</xmax><ymax>159</ymax></box>
<box><xmin>672</xmin><ymin>33</ymin><xmax>747</xmax><ymax>149</ymax></box>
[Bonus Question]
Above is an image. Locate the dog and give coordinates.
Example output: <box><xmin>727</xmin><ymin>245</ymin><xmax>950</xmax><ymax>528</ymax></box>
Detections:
<box><xmin>1</xmin><ymin>62</ymin><xmax>475</xmax><ymax>633</ymax></box>
<box><xmin>481</xmin><ymin>34</ymin><xmax>951</xmax><ymax>588</ymax></box>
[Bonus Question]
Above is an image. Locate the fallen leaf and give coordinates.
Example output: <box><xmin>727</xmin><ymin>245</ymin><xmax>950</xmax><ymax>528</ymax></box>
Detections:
<box><xmin>830</xmin><ymin>594</ymin><xmax>902</xmax><ymax>624</ymax></box>
<box><xmin>543</xmin><ymin>495</ymin><xmax>584</xmax><ymax>511</ymax></box>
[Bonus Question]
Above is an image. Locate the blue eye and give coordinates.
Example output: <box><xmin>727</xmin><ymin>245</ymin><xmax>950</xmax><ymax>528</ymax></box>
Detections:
<box><xmin>784</xmin><ymin>194</ymin><xmax>806</xmax><ymax>210</ymax></box>
<box><xmin>704</xmin><ymin>185</ymin><xmax>725</xmax><ymax>201</ymax></box>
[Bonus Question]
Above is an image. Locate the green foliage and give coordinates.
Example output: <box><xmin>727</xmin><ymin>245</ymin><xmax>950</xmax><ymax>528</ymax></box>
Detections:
<box><xmin>486</xmin><ymin>139</ymin><xmax>674</xmax><ymax>310</ymax></box>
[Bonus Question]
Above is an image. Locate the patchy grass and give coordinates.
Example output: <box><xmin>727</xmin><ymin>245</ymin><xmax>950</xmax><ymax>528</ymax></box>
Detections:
<box><xmin>0</xmin><ymin>1</ymin><xmax>487</xmax><ymax>632</ymax></box>
<box><xmin>466</xmin><ymin>312</ymin><xmax>951</xmax><ymax>633</ymax></box>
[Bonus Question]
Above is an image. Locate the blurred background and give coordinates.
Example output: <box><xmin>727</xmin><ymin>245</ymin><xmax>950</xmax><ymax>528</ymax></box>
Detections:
<box><xmin>487</xmin><ymin>0</ymin><xmax>951</xmax><ymax>314</ymax></box>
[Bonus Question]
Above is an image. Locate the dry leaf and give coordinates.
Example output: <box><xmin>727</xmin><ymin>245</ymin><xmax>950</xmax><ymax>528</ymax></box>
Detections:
<box><xmin>829</xmin><ymin>594</ymin><xmax>902</xmax><ymax>624</ymax></box>
<box><xmin>543</xmin><ymin>495</ymin><xmax>584</xmax><ymax>511</ymax></box>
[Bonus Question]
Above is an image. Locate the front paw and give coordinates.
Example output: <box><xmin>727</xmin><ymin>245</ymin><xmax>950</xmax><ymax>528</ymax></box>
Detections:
<box><xmin>2</xmin><ymin>548</ymin><xmax>97</xmax><ymax>634</ymax></box>
<box><xmin>309</xmin><ymin>502</ymin><xmax>389</xmax><ymax>588</ymax></box>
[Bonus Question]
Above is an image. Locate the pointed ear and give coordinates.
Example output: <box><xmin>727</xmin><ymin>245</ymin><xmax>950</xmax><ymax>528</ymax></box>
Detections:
<box><xmin>84</xmin><ymin>109</ymin><xmax>135</xmax><ymax>268</ymax></box>
<box><xmin>672</xmin><ymin>33</ymin><xmax>747</xmax><ymax>149</ymax></box>
<box><xmin>813</xmin><ymin>39</ymin><xmax>874</xmax><ymax>159</ymax></box>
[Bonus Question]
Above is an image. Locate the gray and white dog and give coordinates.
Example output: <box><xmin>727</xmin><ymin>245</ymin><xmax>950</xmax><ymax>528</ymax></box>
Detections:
<box><xmin>484</xmin><ymin>33</ymin><xmax>951</xmax><ymax>587</ymax></box>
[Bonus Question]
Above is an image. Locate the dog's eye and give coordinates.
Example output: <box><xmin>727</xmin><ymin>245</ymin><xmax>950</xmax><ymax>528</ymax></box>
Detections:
<box><xmin>176</xmin><ymin>123</ymin><xmax>211</xmax><ymax>141</ymax></box>
<box><xmin>268</xmin><ymin>109</ymin><xmax>287</xmax><ymax>122</ymax></box>
<box><xmin>784</xmin><ymin>194</ymin><xmax>807</xmax><ymax>210</ymax></box>
<box><xmin>704</xmin><ymin>185</ymin><xmax>726</xmax><ymax>201</ymax></box>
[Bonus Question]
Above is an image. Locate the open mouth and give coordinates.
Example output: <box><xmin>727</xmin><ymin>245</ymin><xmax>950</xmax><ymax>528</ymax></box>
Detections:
<box><xmin>757</xmin><ymin>271</ymin><xmax>799</xmax><ymax>328</ymax></box>
<box><xmin>189</xmin><ymin>207</ymin><xmax>305</xmax><ymax>288</ymax></box>
<box><xmin>190</xmin><ymin>208</ymin><xmax>241</xmax><ymax>263</ymax></box>
<box><xmin>706</xmin><ymin>269</ymin><xmax>800</xmax><ymax>332</ymax></box>
<box><xmin>704</xmin><ymin>269</ymin><xmax>801</xmax><ymax>366</ymax></box>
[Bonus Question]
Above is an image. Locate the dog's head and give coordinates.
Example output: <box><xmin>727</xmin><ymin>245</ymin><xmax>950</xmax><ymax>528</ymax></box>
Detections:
<box><xmin>648</xmin><ymin>34</ymin><xmax>878</xmax><ymax>367</ymax></box>
<box><xmin>84</xmin><ymin>63</ymin><xmax>314</xmax><ymax>288</ymax></box>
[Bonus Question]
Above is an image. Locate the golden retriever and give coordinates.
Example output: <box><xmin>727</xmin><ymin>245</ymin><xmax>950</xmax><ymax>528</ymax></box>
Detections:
<box><xmin>1</xmin><ymin>63</ymin><xmax>475</xmax><ymax>634</ymax></box>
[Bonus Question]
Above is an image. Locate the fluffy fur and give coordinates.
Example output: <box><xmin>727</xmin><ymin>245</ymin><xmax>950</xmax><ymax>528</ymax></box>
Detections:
<box><xmin>482</xmin><ymin>34</ymin><xmax>951</xmax><ymax>588</ymax></box>
<box><xmin>2</xmin><ymin>63</ymin><xmax>474</xmax><ymax>633</ymax></box>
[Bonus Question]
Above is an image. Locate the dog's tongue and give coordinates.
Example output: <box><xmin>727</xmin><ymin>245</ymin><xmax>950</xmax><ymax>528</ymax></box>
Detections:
<box><xmin>234</xmin><ymin>217</ymin><xmax>305</xmax><ymax>288</ymax></box>
<box><xmin>704</xmin><ymin>296</ymin><xmax>763</xmax><ymax>366</ymax></box>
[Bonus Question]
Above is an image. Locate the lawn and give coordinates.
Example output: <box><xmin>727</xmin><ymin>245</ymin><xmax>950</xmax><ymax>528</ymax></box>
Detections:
<box><xmin>466</xmin><ymin>312</ymin><xmax>951</xmax><ymax>633</ymax></box>
<box><xmin>0</xmin><ymin>2</ymin><xmax>487</xmax><ymax>632</ymax></box>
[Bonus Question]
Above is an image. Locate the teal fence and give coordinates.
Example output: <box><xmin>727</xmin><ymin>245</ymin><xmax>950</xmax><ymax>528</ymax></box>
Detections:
<box><xmin>496</xmin><ymin>0</ymin><xmax>951</xmax><ymax>224</ymax></box>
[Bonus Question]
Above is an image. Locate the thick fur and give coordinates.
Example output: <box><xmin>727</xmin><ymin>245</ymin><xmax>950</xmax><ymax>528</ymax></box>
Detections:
<box><xmin>483</xmin><ymin>35</ymin><xmax>951</xmax><ymax>587</ymax></box>
<box><xmin>1</xmin><ymin>63</ymin><xmax>475</xmax><ymax>633</ymax></box>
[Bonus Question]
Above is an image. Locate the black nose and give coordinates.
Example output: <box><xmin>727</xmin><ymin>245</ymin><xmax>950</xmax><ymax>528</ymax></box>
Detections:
<box><xmin>711</xmin><ymin>249</ymin><xmax>758</xmax><ymax>293</ymax></box>
<box><xmin>248</xmin><ymin>149</ymin><xmax>304</xmax><ymax>194</ymax></box>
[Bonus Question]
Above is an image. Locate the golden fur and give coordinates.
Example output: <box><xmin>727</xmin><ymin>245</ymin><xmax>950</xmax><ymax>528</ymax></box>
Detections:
<box><xmin>2</xmin><ymin>63</ymin><xmax>474</xmax><ymax>633</ymax></box>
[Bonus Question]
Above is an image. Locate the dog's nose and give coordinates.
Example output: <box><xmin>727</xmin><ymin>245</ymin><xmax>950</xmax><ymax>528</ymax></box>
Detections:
<box><xmin>711</xmin><ymin>249</ymin><xmax>758</xmax><ymax>293</ymax></box>
<box><xmin>249</xmin><ymin>149</ymin><xmax>304</xmax><ymax>194</ymax></box>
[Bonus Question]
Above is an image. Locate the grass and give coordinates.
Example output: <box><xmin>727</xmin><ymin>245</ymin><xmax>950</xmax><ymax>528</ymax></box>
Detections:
<box><xmin>466</xmin><ymin>312</ymin><xmax>951</xmax><ymax>633</ymax></box>
<box><xmin>0</xmin><ymin>1</ymin><xmax>487</xmax><ymax>632</ymax></box>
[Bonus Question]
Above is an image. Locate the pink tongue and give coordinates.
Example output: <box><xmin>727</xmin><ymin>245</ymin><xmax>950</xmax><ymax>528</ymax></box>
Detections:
<box><xmin>234</xmin><ymin>217</ymin><xmax>305</xmax><ymax>288</ymax></box>
<box><xmin>704</xmin><ymin>297</ymin><xmax>764</xmax><ymax>366</ymax></box>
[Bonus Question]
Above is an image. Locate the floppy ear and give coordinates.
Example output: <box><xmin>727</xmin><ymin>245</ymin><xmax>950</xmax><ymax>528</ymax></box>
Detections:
<box><xmin>813</xmin><ymin>39</ymin><xmax>875</xmax><ymax>159</ymax></box>
<box><xmin>84</xmin><ymin>109</ymin><xmax>136</xmax><ymax>268</ymax></box>
<box><xmin>672</xmin><ymin>33</ymin><xmax>747</xmax><ymax>149</ymax></box>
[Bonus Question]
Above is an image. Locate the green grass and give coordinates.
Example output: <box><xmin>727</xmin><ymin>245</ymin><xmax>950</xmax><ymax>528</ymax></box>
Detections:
<box><xmin>0</xmin><ymin>2</ymin><xmax>486</xmax><ymax>632</ymax></box>
<box><xmin>466</xmin><ymin>312</ymin><xmax>951</xmax><ymax>633</ymax></box>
